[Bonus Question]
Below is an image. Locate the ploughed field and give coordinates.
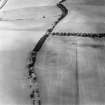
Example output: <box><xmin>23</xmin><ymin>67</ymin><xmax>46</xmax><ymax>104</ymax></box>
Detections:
<box><xmin>35</xmin><ymin>35</ymin><xmax>105</xmax><ymax>105</ymax></box>
<box><xmin>0</xmin><ymin>31</ymin><xmax>105</xmax><ymax>105</ymax></box>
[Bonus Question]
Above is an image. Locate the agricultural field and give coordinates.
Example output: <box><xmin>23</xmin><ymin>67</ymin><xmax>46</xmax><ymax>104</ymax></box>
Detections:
<box><xmin>0</xmin><ymin>0</ymin><xmax>105</xmax><ymax>105</ymax></box>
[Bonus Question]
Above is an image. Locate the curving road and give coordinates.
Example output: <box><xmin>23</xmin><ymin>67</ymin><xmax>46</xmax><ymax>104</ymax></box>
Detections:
<box><xmin>0</xmin><ymin>0</ymin><xmax>8</xmax><ymax>9</ymax></box>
